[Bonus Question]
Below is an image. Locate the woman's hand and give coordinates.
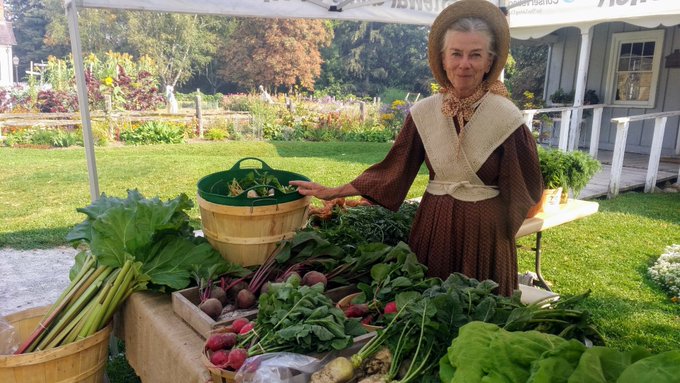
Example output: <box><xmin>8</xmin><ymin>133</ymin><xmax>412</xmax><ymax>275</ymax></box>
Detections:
<box><xmin>289</xmin><ymin>181</ymin><xmax>359</xmax><ymax>201</ymax></box>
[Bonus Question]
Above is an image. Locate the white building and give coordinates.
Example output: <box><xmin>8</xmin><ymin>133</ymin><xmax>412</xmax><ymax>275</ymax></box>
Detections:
<box><xmin>0</xmin><ymin>3</ymin><xmax>17</xmax><ymax>87</ymax></box>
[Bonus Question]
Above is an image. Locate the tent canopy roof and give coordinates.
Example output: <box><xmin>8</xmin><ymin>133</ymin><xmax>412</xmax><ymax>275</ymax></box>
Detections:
<box><xmin>72</xmin><ymin>0</ymin><xmax>680</xmax><ymax>39</ymax></box>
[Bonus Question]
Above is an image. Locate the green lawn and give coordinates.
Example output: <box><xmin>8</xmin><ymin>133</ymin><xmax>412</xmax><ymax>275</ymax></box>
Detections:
<box><xmin>1</xmin><ymin>141</ymin><xmax>679</xmax><ymax>353</ymax></box>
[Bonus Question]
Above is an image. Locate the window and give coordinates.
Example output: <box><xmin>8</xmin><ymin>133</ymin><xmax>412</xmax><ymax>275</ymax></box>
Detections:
<box><xmin>606</xmin><ymin>30</ymin><xmax>664</xmax><ymax>107</ymax></box>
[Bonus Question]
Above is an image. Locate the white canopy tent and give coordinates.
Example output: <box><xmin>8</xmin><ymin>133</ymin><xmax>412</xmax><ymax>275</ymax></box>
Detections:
<box><xmin>64</xmin><ymin>0</ymin><xmax>680</xmax><ymax>201</ymax></box>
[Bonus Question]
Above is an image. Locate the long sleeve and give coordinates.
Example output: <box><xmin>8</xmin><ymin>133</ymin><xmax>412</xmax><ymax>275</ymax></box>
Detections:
<box><xmin>350</xmin><ymin>114</ymin><xmax>426</xmax><ymax>212</ymax></box>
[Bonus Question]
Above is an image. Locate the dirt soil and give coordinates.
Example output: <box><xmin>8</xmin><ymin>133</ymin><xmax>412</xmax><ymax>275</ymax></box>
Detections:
<box><xmin>0</xmin><ymin>247</ymin><xmax>77</xmax><ymax>318</ymax></box>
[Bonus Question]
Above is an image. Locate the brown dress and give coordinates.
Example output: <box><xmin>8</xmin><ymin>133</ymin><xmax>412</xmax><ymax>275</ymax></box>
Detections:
<box><xmin>350</xmin><ymin>113</ymin><xmax>543</xmax><ymax>296</ymax></box>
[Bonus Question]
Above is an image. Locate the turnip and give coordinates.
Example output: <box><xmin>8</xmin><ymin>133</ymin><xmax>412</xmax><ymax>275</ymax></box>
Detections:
<box><xmin>310</xmin><ymin>356</ymin><xmax>355</xmax><ymax>383</ymax></box>
<box><xmin>210</xmin><ymin>349</ymin><xmax>230</xmax><ymax>368</ymax></box>
<box><xmin>205</xmin><ymin>332</ymin><xmax>237</xmax><ymax>352</ymax></box>
<box><xmin>199</xmin><ymin>298</ymin><xmax>223</xmax><ymax>319</ymax></box>
<box><xmin>302</xmin><ymin>270</ymin><xmax>327</xmax><ymax>288</ymax></box>
<box><xmin>227</xmin><ymin>347</ymin><xmax>248</xmax><ymax>371</ymax></box>
<box><xmin>236</xmin><ymin>289</ymin><xmax>256</xmax><ymax>309</ymax></box>
<box><xmin>231</xmin><ymin>317</ymin><xmax>250</xmax><ymax>334</ymax></box>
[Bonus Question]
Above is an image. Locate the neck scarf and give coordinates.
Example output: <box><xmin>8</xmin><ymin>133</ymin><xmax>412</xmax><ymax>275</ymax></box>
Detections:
<box><xmin>440</xmin><ymin>80</ymin><xmax>510</xmax><ymax>128</ymax></box>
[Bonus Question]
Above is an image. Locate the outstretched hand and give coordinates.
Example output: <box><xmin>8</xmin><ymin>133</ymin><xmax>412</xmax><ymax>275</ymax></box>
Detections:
<box><xmin>289</xmin><ymin>180</ymin><xmax>359</xmax><ymax>201</ymax></box>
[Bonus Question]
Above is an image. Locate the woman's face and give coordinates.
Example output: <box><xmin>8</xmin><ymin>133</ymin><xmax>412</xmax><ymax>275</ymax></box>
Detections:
<box><xmin>441</xmin><ymin>30</ymin><xmax>494</xmax><ymax>98</ymax></box>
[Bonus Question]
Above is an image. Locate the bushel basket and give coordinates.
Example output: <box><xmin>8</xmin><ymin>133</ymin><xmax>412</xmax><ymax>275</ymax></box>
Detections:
<box><xmin>0</xmin><ymin>306</ymin><xmax>111</xmax><ymax>383</ymax></box>
<box><xmin>197</xmin><ymin>157</ymin><xmax>311</xmax><ymax>266</ymax></box>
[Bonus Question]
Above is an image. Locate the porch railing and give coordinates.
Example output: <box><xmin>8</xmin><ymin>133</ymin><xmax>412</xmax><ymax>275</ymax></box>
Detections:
<box><xmin>522</xmin><ymin>105</ymin><xmax>680</xmax><ymax>199</ymax></box>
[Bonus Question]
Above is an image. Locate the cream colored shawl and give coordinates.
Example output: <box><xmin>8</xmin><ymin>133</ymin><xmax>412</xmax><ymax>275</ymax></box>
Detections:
<box><xmin>410</xmin><ymin>92</ymin><xmax>525</xmax><ymax>202</ymax></box>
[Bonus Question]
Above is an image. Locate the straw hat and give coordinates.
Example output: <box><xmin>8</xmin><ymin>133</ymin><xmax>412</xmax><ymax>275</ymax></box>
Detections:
<box><xmin>428</xmin><ymin>0</ymin><xmax>510</xmax><ymax>88</ymax></box>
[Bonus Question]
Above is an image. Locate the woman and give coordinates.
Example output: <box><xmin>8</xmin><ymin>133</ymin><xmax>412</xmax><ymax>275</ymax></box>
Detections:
<box><xmin>291</xmin><ymin>0</ymin><xmax>543</xmax><ymax>296</ymax></box>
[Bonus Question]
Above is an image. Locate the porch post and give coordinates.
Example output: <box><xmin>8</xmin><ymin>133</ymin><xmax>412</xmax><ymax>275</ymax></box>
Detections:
<box><xmin>588</xmin><ymin>107</ymin><xmax>603</xmax><ymax>158</ymax></box>
<box><xmin>645</xmin><ymin>117</ymin><xmax>667</xmax><ymax>193</ymax></box>
<box><xmin>568</xmin><ymin>26</ymin><xmax>593</xmax><ymax>152</ymax></box>
<box><xmin>608</xmin><ymin>119</ymin><xmax>629</xmax><ymax>198</ymax></box>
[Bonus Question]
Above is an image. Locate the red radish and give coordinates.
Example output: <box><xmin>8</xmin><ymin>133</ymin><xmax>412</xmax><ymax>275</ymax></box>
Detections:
<box><xmin>231</xmin><ymin>318</ymin><xmax>250</xmax><ymax>333</ymax></box>
<box><xmin>210</xmin><ymin>349</ymin><xmax>230</xmax><ymax>368</ymax></box>
<box><xmin>239</xmin><ymin>322</ymin><xmax>254</xmax><ymax>335</ymax></box>
<box><xmin>205</xmin><ymin>332</ymin><xmax>237</xmax><ymax>352</ymax></box>
<box><xmin>343</xmin><ymin>304</ymin><xmax>368</xmax><ymax>318</ymax></box>
<box><xmin>302</xmin><ymin>270</ymin><xmax>327</xmax><ymax>288</ymax></box>
<box><xmin>384</xmin><ymin>301</ymin><xmax>398</xmax><ymax>315</ymax></box>
<box><xmin>361</xmin><ymin>314</ymin><xmax>374</xmax><ymax>325</ymax></box>
<box><xmin>228</xmin><ymin>348</ymin><xmax>248</xmax><ymax>370</ymax></box>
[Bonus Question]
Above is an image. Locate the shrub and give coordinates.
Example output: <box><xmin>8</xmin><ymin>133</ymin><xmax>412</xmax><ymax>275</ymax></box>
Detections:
<box><xmin>119</xmin><ymin>121</ymin><xmax>186</xmax><ymax>145</ymax></box>
<box><xmin>648</xmin><ymin>244</ymin><xmax>680</xmax><ymax>303</ymax></box>
<box><xmin>204</xmin><ymin>128</ymin><xmax>228</xmax><ymax>141</ymax></box>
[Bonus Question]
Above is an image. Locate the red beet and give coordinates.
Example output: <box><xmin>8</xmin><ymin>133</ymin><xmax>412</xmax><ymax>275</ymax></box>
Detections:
<box><xmin>302</xmin><ymin>270</ymin><xmax>327</xmax><ymax>288</ymax></box>
<box><xmin>236</xmin><ymin>289</ymin><xmax>257</xmax><ymax>309</ymax></box>
<box><xmin>384</xmin><ymin>301</ymin><xmax>398</xmax><ymax>315</ymax></box>
<box><xmin>210</xmin><ymin>286</ymin><xmax>228</xmax><ymax>305</ymax></box>
<box><xmin>210</xmin><ymin>349</ymin><xmax>230</xmax><ymax>368</ymax></box>
<box><xmin>231</xmin><ymin>318</ymin><xmax>250</xmax><ymax>333</ymax></box>
<box><xmin>199</xmin><ymin>298</ymin><xmax>223</xmax><ymax>319</ymax></box>
<box><xmin>205</xmin><ymin>333</ymin><xmax>237</xmax><ymax>352</ymax></box>
<box><xmin>228</xmin><ymin>348</ymin><xmax>248</xmax><ymax>371</ymax></box>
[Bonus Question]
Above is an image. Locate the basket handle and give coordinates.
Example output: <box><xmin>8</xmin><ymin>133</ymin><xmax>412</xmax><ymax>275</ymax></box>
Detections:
<box><xmin>228</xmin><ymin>157</ymin><xmax>274</xmax><ymax>172</ymax></box>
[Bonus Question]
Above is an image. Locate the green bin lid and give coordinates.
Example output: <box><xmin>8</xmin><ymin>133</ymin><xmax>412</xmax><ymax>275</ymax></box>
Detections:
<box><xmin>197</xmin><ymin>157</ymin><xmax>310</xmax><ymax>206</ymax></box>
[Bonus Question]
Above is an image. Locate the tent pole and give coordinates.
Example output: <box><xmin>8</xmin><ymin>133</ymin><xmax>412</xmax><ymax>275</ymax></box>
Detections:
<box><xmin>568</xmin><ymin>25</ymin><xmax>593</xmax><ymax>152</ymax></box>
<box><xmin>65</xmin><ymin>0</ymin><xmax>100</xmax><ymax>202</ymax></box>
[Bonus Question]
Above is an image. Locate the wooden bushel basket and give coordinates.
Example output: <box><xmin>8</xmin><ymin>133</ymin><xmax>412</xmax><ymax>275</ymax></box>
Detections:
<box><xmin>0</xmin><ymin>306</ymin><xmax>112</xmax><ymax>383</ymax></box>
<box><xmin>197</xmin><ymin>194</ymin><xmax>311</xmax><ymax>267</ymax></box>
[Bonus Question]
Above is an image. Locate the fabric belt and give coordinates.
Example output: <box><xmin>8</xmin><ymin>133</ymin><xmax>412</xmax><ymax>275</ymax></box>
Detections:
<box><xmin>426</xmin><ymin>180</ymin><xmax>499</xmax><ymax>202</ymax></box>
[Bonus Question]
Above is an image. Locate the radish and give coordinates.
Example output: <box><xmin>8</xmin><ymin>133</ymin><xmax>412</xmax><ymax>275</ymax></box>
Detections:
<box><xmin>205</xmin><ymin>332</ymin><xmax>237</xmax><ymax>352</ymax></box>
<box><xmin>210</xmin><ymin>349</ymin><xmax>230</xmax><ymax>368</ymax></box>
<box><xmin>228</xmin><ymin>348</ymin><xmax>248</xmax><ymax>371</ymax></box>
<box><xmin>384</xmin><ymin>301</ymin><xmax>397</xmax><ymax>315</ymax></box>
<box><xmin>239</xmin><ymin>322</ymin><xmax>254</xmax><ymax>335</ymax></box>
<box><xmin>343</xmin><ymin>304</ymin><xmax>368</xmax><ymax>318</ymax></box>
<box><xmin>231</xmin><ymin>318</ymin><xmax>250</xmax><ymax>333</ymax></box>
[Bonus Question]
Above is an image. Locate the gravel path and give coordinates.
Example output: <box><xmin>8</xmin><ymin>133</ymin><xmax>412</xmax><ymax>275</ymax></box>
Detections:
<box><xmin>0</xmin><ymin>247</ymin><xmax>77</xmax><ymax>317</ymax></box>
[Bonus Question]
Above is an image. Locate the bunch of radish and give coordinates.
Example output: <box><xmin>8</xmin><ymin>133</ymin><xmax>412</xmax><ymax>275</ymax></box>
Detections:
<box><xmin>204</xmin><ymin>317</ymin><xmax>254</xmax><ymax>372</ymax></box>
<box><xmin>342</xmin><ymin>299</ymin><xmax>397</xmax><ymax>327</ymax></box>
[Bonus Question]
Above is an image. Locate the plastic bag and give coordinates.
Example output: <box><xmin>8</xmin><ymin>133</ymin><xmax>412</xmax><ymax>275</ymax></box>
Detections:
<box><xmin>234</xmin><ymin>352</ymin><xmax>323</xmax><ymax>383</ymax></box>
<box><xmin>0</xmin><ymin>316</ymin><xmax>19</xmax><ymax>355</ymax></box>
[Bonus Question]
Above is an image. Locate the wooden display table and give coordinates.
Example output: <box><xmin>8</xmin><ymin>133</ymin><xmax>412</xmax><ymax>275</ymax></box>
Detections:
<box><xmin>516</xmin><ymin>199</ymin><xmax>599</xmax><ymax>290</ymax></box>
<box><xmin>116</xmin><ymin>292</ymin><xmax>211</xmax><ymax>383</ymax></box>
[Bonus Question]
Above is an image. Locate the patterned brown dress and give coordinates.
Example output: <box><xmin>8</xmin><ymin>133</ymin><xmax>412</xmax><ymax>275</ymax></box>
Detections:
<box><xmin>350</xmin><ymin>113</ymin><xmax>543</xmax><ymax>296</ymax></box>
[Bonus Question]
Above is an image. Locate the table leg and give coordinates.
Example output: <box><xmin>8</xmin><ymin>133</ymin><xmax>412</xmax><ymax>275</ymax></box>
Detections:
<box><xmin>534</xmin><ymin>231</ymin><xmax>552</xmax><ymax>291</ymax></box>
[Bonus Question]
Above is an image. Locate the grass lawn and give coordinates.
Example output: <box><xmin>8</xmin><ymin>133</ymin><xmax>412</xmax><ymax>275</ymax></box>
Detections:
<box><xmin>1</xmin><ymin>141</ymin><xmax>679</xmax><ymax>355</ymax></box>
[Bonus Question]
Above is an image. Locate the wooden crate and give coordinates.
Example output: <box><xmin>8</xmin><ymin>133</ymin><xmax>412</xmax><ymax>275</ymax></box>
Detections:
<box><xmin>171</xmin><ymin>287</ymin><xmax>257</xmax><ymax>339</ymax></box>
<box><xmin>172</xmin><ymin>284</ymin><xmax>359</xmax><ymax>339</ymax></box>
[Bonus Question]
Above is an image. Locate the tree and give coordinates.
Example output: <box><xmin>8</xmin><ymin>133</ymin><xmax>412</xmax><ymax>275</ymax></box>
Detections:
<box><xmin>218</xmin><ymin>18</ymin><xmax>332</xmax><ymax>92</ymax></box>
<box><xmin>507</xmin><ymin>42</ymin><xmax>549</xmax><ymax>103</ymax></box>
<box><xmin>127</xmin><ymin>12</ymin><xmax>218</xmax><ymax>88</ymax></box>
<box><xmin>5</xmin><ymin>0</ymin><xmax>69</xmax><ymax>78</ymax></box>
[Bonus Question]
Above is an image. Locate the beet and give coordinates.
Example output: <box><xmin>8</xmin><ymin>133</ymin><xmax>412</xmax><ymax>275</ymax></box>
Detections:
<box><xmin>228</xmin><ymin>348</ymin><xmax>248</xmax><ymax>371</ymax></box>
<box><xmin>227</xmin><ymin>281</ymin><xmax>249</xmax><ymax>302</ymax></box>
<box><xmin>231</xmin><ymin>317</ymin><xmax>250</xmax><ymax>333</ymax></box>
<box><xmin>285</xmin><ymin>272</ymin><xmax>302</xmax><ymax>286</ymax></box>
<box><xmin>259</xmin><ymin>282</ymin><xmax>271</xmax><ymax>295</ymax></box>
<box><xmin>210</xmin><ymin>349</ymin><xmax>230</xmax><ymax>368</ymax></box>
<box><xmin>205</xmin><ymin>333</ymin><xmax>237</xmax><ymax>352</ymax></box>
<box><xmin>302</xmin><ymin>270</ymin><xmax>327</xmax><ymax>288</ymax></box>
<box><xmin>236</xmin><ymin>289</ymin><xmax>256</xmax><ymax>309</ymax></box>
<box><xmin>199</xmin><ymin>298</ymin><xmax>223</xmax><ymax>319</ymax></box>
<box><xmin>210</xmin><ymin>286</ymin><xmax>228</xmax><ymax>305</ymax></box>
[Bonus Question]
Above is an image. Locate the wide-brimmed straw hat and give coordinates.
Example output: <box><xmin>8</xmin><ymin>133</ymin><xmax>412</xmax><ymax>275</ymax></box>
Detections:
<box><xmin>428</xmin><ymin>0</ymin><xmax>510</xmax><ymax>88</ymax></box>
